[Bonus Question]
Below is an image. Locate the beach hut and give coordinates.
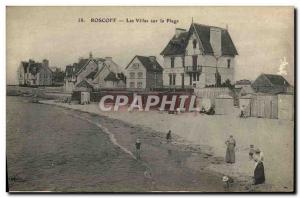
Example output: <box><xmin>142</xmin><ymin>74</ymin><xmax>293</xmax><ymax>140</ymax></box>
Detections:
<box><xmin>215</xmin><ymin>94</ymin><xmax>234</xmax><ymax>115</ymax></box>
<box><xmin>250</xmin><ymin>94</ymin><xmax>278</xmax><ymax>119</ymax></box>
<box><xmin>278</xmin><ymin>94</ymin><xmax>294</xmax><ymax>121</ymax></box>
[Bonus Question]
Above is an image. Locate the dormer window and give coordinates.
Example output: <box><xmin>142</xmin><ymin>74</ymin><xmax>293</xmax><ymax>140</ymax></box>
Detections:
<box><xmin>193</xmin><ymin>39</ymin><xmax>197</xmax><ymax>49</ymax></box>
<box><xmin>227</xmin><ymin>59</ymin><xmax>231</xmax><ymax>68</ymax></box>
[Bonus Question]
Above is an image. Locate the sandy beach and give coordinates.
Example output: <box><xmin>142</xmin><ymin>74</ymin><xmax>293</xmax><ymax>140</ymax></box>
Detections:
<box><xmin>39</xmin><ymin>99</ymin><xmax>294</xmax><ymax>192</ymax></box>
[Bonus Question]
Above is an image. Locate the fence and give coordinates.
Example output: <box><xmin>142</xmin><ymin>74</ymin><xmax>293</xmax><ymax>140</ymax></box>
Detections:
<box><xmin>194</xmin><ymin>87</ymin><xmax>234</xmax><ymax>105</ymax></box>
<box><xmin>250</xmin><ymin>94</ymin><xmax>278</xmax><ymax>119</ymax></box>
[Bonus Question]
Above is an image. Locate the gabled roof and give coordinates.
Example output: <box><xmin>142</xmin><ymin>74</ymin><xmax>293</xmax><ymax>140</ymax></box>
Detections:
<box><xmin>75</xmin><ymin>58</ymin><xmax>99</xmax><ymax>75</ymax></box>
<box><xmin>160</xmin><ymin>32</ymin><xmax>189</xmax><ymax>56</ymax></box>
<box><xmin>86</xmin><ymin>67</ymin><xmax>99</xmax><ymax>79</ymax></box>
<box><xmin>126</xmin><ymin>55</ymin><xmax>163</xmax><ymax>72</ymax></box>
<box><xmin>104</xmin><ymin>72</ymin><xmax>119</xmax><ymax>81</ymax></box>
<box><xmin>76</xmin><ymin>79</ymin><xmax>94</xmax><ymax>89</ymax></box>
<box><xmin>160</xmin><ymin>23</ymin><xmax>238</xmax><ymax>56</ymax></box>
<box><xmin>263</xmin><ymin>74</ymin><xmax>290</xmax><ymax>86</ymax></box>
<box><xmin>65</xmin><ymin>57</ymin><xmax>104</xmax><ymax>77</ymax></box>
<box><xmin>251</xmin><ymin>73</ymin><xmax>291</xmax><ymax>94</ymax></box>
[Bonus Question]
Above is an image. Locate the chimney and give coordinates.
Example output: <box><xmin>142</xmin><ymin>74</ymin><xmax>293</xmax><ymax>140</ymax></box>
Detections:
<box><xmin>149</xmin><ymin>56</ymin><xmax>156</xmax><ymax>62</ymax></box>
<box><xmin>29</xmin><ymin>59</ymin><xmax>34</xmax><ymax>64</ymax></box>
<box><xmin>175</xmin><ymin>28</ymin><xmax>186</xmax><ymax>38</ymax></box>
<box><xmin>210</xmin><ymin>27</ymin><xmax>222</xmax><ymax>57</ymax></box>
<box><xmin>105</xmin><ymin>57</ymin><xmax>112</xmax><ymax>61</ymax></box>
<box><xmin>42</xmin><ymin>59</ymin><xmax>49</xmax><ymax>68</ymax></box>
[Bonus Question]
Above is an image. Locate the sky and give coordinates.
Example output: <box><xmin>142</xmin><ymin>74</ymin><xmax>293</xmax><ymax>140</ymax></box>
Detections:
<box><xmin>6</xmin><ymin>6</ymin><xmax>294</xmax><ymax>85</ymax></box>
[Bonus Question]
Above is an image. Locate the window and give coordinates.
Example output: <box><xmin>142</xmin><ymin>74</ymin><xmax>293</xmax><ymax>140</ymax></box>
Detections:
<box><xmin>192</xmin><ymin>55</ymin><xmax>198</xmax><ymax>67</ymax></box>
<box><xmin>193</xmin><ymin>73</ymin><xmax>196</xmax><ymax>81</ymax></box>
<box><xmin>181</xmin><ymin>73</ymin><xmax>184</xmax><ymax>88</ymax></box>
<box><xmin>133</xmin><ymin>63</ymin><xmax>139</xmax><ymax>69</ymax></box>
<box><xmin>173</xmin><ymin>74</ymin><xmax>176</xmax><ymax>85</ymax></box>
<box><xmin>169</xmin><ymin>74</ymin><xmax>176</xmax><ymax>85</ymax></box>
<box><xmin>138</xmin><ymin>72</ymin><xmax>143</xmax><ymax>78</ymax></box>
<box><xmin>137</xmin><ymin>82</ymin><xmax>143</xmax><ymax>88</ymax></box>
<box><xmin>227</xmin><ymin>59</ymin><xmax>231</xmax><ymax>68</ymax></box>
<box><xmin>171</xmin><ymin>57</ymin><xmax>175</xmax><ymax>68</ymax></box>
<box><xmin>193</xmin><ymin>39</ymin><xmax>197</xmax><ymax>49</ymax></box>
<box><xmin>130</xmin><ymin>72</ymin><xmax>135</xmax><ymax>79</ymax></box>
<box><xmin>130</xmin><ymin>82</ymin><xmax>135</xmax><ymax>88</ymax></box>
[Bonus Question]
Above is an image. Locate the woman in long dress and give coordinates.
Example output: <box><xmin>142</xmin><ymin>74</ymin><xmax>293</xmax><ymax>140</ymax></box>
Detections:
<box><xmin>225</xmin><ymin>135</ymin><xmax>236</xmax><ymax>163</ymax></box>
<box><xmin>253</xmin><ymin>148</ymin><xmax>265</xmax><ymax>185</ymax></box>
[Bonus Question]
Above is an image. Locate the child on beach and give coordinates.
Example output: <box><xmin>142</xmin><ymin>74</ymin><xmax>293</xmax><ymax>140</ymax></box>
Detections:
<box><xmin>135</xmin><ymin>138</ymin><xmax>141</xmax><ymax>160</ymax></box>
<box><xmin>166</xmin><ymin>130</ymin><xmax>172</xmax><ymax>143</ymax></box>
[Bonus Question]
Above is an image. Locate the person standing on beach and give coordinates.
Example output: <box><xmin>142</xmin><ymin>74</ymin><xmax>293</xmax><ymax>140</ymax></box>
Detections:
<box><xmin>135</xmin><ymin>138</ymin><xmax>141</xmax><ymax>160</ymax></box>
<box><xmin>253</xmin><ymin>148</ymin><xmax>265</xmax><ymax>185</ymax></box>
<box><xmin>166</xmin><ymin>130</ymin><xmax>172</xmax><ymax>143</ymax></box>
<box><xmin>225</xmin><ymin>135</ymin><xmax>236</xmax><ymax>163</ymax></box>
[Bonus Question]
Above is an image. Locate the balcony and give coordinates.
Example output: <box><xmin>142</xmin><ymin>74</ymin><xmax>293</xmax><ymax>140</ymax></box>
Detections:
<box><xmin>184</xmin><ymin>65</ymin><xmax>202</xmax><ymax>73</ymax></box>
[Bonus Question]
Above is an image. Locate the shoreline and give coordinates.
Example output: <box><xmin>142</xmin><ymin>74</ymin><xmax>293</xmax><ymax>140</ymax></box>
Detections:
<box><xmin>37</xmin><ymin>98</ymin><xmax>258</xmax><ymax>192</ymax></box>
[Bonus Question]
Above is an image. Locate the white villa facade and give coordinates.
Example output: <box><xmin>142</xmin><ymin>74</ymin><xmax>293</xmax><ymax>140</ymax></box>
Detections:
<box><xmin>160</xmin><ymin>23</ymin><xmax>238</xmax><ymax>89</ymax></box>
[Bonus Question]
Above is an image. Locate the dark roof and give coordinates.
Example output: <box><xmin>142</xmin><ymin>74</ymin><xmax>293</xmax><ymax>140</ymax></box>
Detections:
<box><xmin>264</xmin><ymin>74</ymin><xmax>290</xmax><ymax>86</ymax></box>
<box><xmin>251</xmin><ymin>73</ymin><xmax>291</xmax><ymax>94</ymax></box>
<box><xmin>192</xmin><ymin>23</ymin><xmax>213</xmax><ymax>54</ymax></box>
<box><xmin>160</xmin><ymin>32</ymin><xmax>189</xmax><ymax>56</ymax></box>
<box><xmin>104</xmin><ymin>72</ymin><xmax>126</xmax><ymax>82</ymax></box>
<box><xmin>65</xmin><ymin>58</ymin><xmax>102</xmax><ymax>77</ymax></box>
<box><xmin>160</xmin><ymin>23</ymin><xmax>238</xmax><ymax>56</ymax></box>
<box><xmin>74</xmin><ymin>59</ymin><xmax>89</xmax><ymax>74</ymax></box>
<box><xmin>133</xmin><ymin>56</ymin><xmax>163</xmax><ymax>72</ymax></box>
<box><xmin>29</xmin><ymin>63</ymin><xmax>42</xmax><ymax>75</ymax></box>
<box><xmin>86</xmin><ymin>67</ymin><xmax>99</xmax><ymax>79</ymax></box>
<box><xmin>65</xmin><ymin>65</ymin><xmax>74</xmax><ymax>77</ymax></box>
<box><xmin>104</xmin><ymin>72</ymin><xmax>118</xmax><ymax>81</ymax></box>
<box><xmin>76</xmin><ymin>79</ymin><xmax>94</xmax><ymax>89</ymax></box>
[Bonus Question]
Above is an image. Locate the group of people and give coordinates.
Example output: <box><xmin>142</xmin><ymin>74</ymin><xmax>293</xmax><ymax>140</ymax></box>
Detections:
<box><xmin>135</xmin><ymin>132</ymin><xmax>265</xmax><ymax>189</ymax></box>
<box><xmin>225</xmin><ymin>135</ymin><xmax>265</xmax><ymax>185</ymax></box>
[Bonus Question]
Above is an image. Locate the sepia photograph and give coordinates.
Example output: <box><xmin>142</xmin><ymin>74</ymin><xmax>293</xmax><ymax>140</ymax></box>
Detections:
<box><xmin>6</xmin><ymin>6</ymin><xmax>295</xmax><ymax>193</ymax></box>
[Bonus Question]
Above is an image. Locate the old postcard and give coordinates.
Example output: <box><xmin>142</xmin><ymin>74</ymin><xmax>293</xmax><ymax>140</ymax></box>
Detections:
<box><xmin>6</xmin><ymin>6</ymin><xmax>294</xmax><ymax>192</ymax></box>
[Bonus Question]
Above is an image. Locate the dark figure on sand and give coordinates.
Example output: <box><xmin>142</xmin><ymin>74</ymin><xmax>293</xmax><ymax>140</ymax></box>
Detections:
<box><xmin>225</xmin><ymin>135</ymin><xmax>236</xmax><ymax>163</ymax></box>
<box><xmin>253</xmin><ymin>148</ymin><xmax>265</xmax><ymax>185</ymax></box>
<box><xmin>135</xmin><ymin>138</ymin><xmax>141</xmax><ymax>160</ymax></box>
<box><xmin>166</xmin><ymin>130</ymin><xmax>172</xmax><ymax>143</ymax></box>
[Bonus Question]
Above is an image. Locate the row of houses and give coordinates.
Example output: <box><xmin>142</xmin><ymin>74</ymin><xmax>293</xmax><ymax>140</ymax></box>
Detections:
<box><xmin>16</xmin><ymin>21</ymin><xmax>294</xmax><ymax>120</ymax></box>
<box><xmin>17</xmin><ymin>59</ymin><xmax>64</xmax><ymax>86</ymax></box>
<box><xmin>61</xmin><ymin>22</ymin><xmax>238</xmax><ymax>92</ymax></box>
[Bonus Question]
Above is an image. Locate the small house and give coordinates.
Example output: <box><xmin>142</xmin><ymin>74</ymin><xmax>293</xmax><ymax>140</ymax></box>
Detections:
<box><xmin>252</xmin><ymin>73</ymin><xmax>291</xmax><ymax>94</ymax></box>
<box><xmin>18</xmin><ymin>59</ymin><xmax>53</xmax><ymax>86</ymax></box>
<box><xmin>125</xmin><ymin>55</ymin><xmax>163</xmax><ymax>90</ymax></box>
